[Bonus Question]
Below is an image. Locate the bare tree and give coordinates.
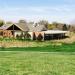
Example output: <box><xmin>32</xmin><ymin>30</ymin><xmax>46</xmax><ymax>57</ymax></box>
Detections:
<box><xmin>6</xmin><ymin>21</ymin><xmax>13</xmax><ymax>25</ymax></box>
<box><xmin>18</xmin><ymin>19</ymin><xmax>27</xmax><ymax>24</ymax></box>
<box><xmin>38</xmin><ymin>20</ymin><xmax>49</xmax><ymax>28</ymax></box>
<box><xmin>63</xmin><ymin>24</ymin><xmax>68</xmax><ymax>31</ymax></box>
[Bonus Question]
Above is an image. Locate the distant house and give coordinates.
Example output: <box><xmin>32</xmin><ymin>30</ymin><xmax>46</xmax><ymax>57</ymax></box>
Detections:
<box><xmin>0</xmin><ymin>23</ymin><xmax>29</xmax><ymax>38</ymax></box>
<box><xmin>29</xmin><ymin>30</ymin><xmax>69</xmax><ymax>40</ymax></box>
<box><xmin>28</xmin><ymin>23</ymin><xmax>69</xmax><ymax>40</ymax></box>
<box><xmin>0</xmin><ymin>22</ymin><xmax>69</xmax><ymax>40</ymax></box>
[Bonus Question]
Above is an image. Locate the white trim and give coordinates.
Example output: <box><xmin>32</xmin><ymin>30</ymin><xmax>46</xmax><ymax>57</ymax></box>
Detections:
<box><xmin>43</xmin><ymin>30</ymin><xmax>68</xmax><ymax>34</ymax></box>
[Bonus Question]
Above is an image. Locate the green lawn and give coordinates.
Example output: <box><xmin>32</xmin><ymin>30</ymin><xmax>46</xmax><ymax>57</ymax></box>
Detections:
<box><xmin>0</xmin><ymin>52</ymin><xmax>75</xmax><ymax>75</ymax></box>
<box><xmin>0</xmin><ymin>43</ymin><xmax>75</xmax><ymax>75</ymax></box>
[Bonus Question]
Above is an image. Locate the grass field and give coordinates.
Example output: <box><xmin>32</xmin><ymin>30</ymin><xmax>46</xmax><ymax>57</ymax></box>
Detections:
<box><xmin>0</xmin><ymin>52</ymin><xmax>75</xmax><ymax>75</ymax></box>
<box><xmin>0</xmin><ymin>41</ymin><xmax>75</xmax><ymax>75</ymax></box>
<box><xmin>0</xmin><ymin>42</ymin><xmax>75</xmax><ymax>52</ymax></box>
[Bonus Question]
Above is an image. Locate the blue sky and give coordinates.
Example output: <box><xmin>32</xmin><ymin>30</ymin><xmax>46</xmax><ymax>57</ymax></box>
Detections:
<box><xmin>0</xmin><ymin>0</ymin><xmax>75</xmax><ymax>23</ymax></box>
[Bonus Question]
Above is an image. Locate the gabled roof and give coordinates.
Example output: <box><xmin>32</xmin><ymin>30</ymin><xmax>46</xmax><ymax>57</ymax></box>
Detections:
<box><xmin>0</xmin><ymin>23</ymin><xmax>29</xmax><ymax>32</ymax></box>
<box><xmin>28</xmin><ymin>23</ymin><xmax>47</xmax><ymax>32</ymax></box>
<box><xmin>15</xmin><ymin>23</ymin><xmax>29</xmax><ymax>31</ymax></box>
<box><xmin>0</xmin><ymin>23</ymin><xmax>47</xmax><ymax>32</ymax></box>
<box><xmin>0</xmin><ymin>25</ymin><xmax>10</xmax><ymax>30</ymax></box>
<box><xmin>6</xmin><ymin>24</ymin><xmax>23</xmax><ymax>31</ymax></box>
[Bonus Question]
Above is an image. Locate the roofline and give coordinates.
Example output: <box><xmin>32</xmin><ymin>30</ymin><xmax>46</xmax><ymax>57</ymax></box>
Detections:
<box><xmin>6</xmin><ymin>24</ymin><xmax>24</xmax><ymax>31</ymax></box>
<box><xmin>43</xmin><ymin>30</ymin><xmax>69</xmax><ymax>34</ymax></box>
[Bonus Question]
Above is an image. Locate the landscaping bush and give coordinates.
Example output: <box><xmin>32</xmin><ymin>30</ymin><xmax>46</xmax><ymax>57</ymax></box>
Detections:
<box><xmin>36</xmin><ymin>33</ymin><xmax>43</xmax><ymax>41</ymax></box>
<box><xmin>16</xmin><ymin>32</ymin><xmax>31</xmax><ymax>40</ymax></box>
<box><xmin>33</xmin><ymin>32</ymin><xmax>36</xmax><ymax>40</ymax></box>
<box><xmin>16</xmin><ymin>34</ymin><xmax>20</xmax><ymax>39</ymax></box>
<box><xmin>20</xmin><ymin>32</ymin><xmax>24</xmax><ymax>39</ymax></box>
<box><xmin>24</xmin><ymin>32</ymin><xmax>31</xmax><ymax>40</ymax></box>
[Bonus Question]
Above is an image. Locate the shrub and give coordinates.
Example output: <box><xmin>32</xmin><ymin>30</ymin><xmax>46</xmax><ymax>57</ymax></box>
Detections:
<box><xmin>33</xmin><ymin>32</ymin><xmax>36</xmax><ymax>40</ymax></box>
<box><xmin>36</xmin><ymin>33</ymin><xmax>43</xmax><ymax>41</ymax></box>
<box><xmin>20</xmin><ymin>32</ymin><xmax>24</xmax><ymax>39</ymax></box>
<box><xmin>24</xmin><ymin>32</ymin><xmax>31</xmax><ymax>40</ymax></box>
<box><xmin>16</xmin><ymin>34</ymin><xmax>20</xmax><ymax>39</ymax></box>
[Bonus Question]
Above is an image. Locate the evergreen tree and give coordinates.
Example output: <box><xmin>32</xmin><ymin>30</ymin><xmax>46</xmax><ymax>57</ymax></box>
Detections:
<box><xmin>37</xmin><ymin>33</ymin><xmax>43</xmax><ymax>41</ymax></box>
<box><xmin>63</xmin><ymin>24</ymin><xmax>67</xmax><ymax>31</ymax></box>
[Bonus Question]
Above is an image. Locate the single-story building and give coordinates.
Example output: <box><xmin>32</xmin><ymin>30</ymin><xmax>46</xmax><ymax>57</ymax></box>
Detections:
<box><xmin>28</xmin><ymin>23</ymin><xmax>69</xmax><ymax>40</ymax></box>
<box><xmin>0</xmin><ymin>22</ymin><xmax>69</xmax><ymax>40</ymax></box>
<box><xmin>29</xmin><ymin>30</ymin><xmax>69</xmax><ymax>40</ymax></box>
<box><xmin>0</xmin><ymin>23</ymin><xmax>29</xmax><ymax>38</ymax></box>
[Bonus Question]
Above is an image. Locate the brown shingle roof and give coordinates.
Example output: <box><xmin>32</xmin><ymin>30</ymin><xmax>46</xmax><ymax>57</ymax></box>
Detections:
<box><xmin>0</xmin><ymin>23</ymin><xmax>47</xmax><ymax>32</ymax></box>
<box><xmin>15</xmin><ymin>23</ymin><xmax>29</xmax><ymax>31</ymax></box>
<box><xmin>28</xmin><ymin>23</ymin><xmax>47</xmax><ymax>32</ymax></box>
<box><xmin>0</xmin><ymin>25</ymin><xmax>11</xmax><ymax>30</ymax></box>
<box><xmin>0</xmin><ymin>23</ymin><xmax>29</xmax><ymax>32</ymax></box>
